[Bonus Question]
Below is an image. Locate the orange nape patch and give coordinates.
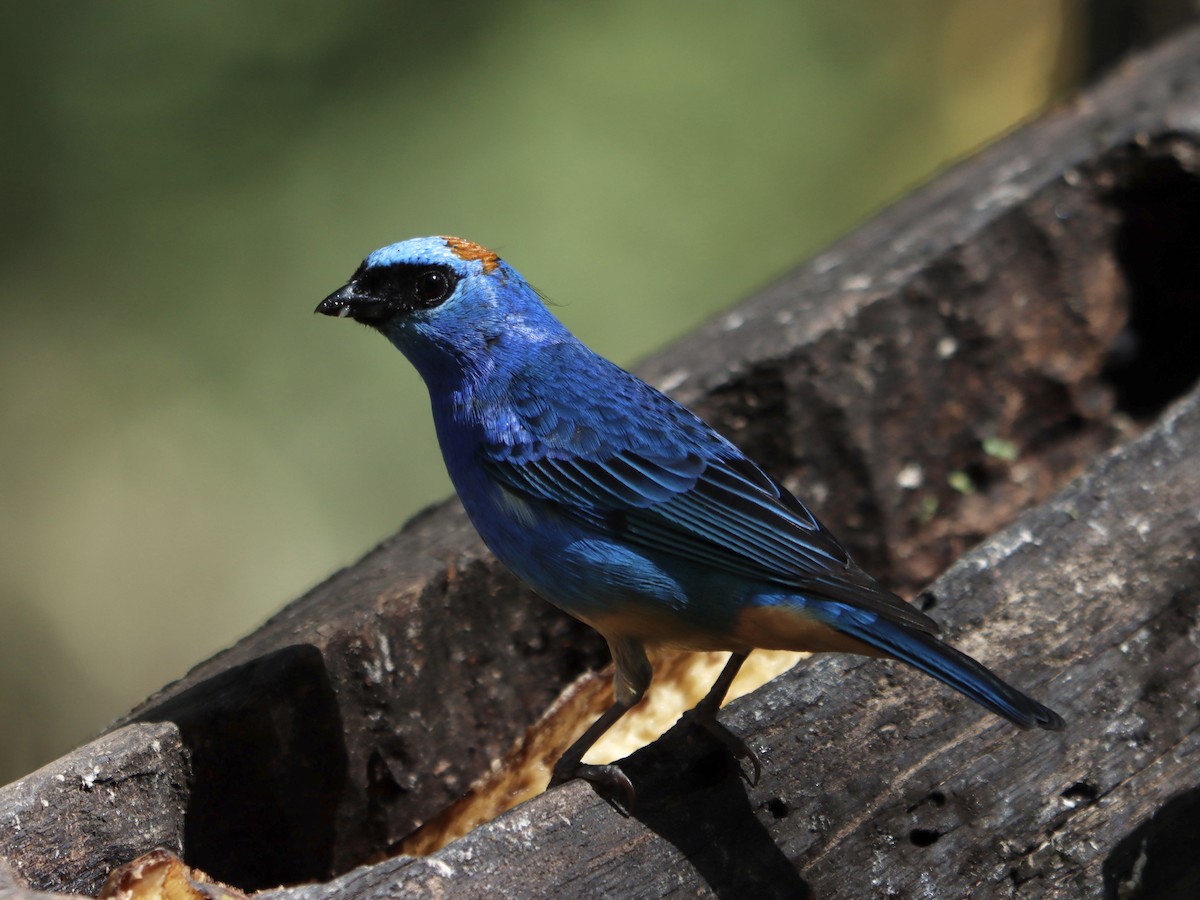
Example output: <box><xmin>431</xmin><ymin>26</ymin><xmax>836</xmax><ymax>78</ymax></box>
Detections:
<box><xmin>732</xmin><ymin>604</ymin><xmax>886</xmax><ymax>657</ymax></box>
<box><xmin>442</xmin><ymin>236</ymin><xmax>500</xmax><ymax>273</ymax></box>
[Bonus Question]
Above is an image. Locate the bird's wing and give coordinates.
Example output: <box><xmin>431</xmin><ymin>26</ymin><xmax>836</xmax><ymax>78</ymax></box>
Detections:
<box><xmin>482</xmin><ymin>447</ymin><xmax>939</xmax><ymax>635</ymax></box>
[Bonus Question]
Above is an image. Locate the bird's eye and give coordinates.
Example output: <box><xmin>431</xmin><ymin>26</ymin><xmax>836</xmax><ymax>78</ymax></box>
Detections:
<box><xmin>415</xmin><ymin>269</ymin><xmax>453</xmax><ymax>306</ymax></box>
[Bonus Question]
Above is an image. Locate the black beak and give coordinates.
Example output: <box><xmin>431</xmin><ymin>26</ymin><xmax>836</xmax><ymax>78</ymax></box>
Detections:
<box><xmin>315</xmin><ymin>282</ymin><xmax>359</xmax><ymax>318</ymax></box>
<box><xmin>315</xmin><ymin>281</ymin><xmax>391</xmax><ymax>323</ymax></box>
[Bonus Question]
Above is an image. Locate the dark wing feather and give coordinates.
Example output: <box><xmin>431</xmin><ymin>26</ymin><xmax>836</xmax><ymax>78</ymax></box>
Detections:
<box><xmin>483</xmin><ymin>448</ymin><xmax>939</xmax><ymax>635</ymax></box>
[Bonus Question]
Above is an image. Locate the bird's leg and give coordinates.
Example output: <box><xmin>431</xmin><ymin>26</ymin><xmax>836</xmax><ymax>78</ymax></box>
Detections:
<box><xmin>549</xmin><ymin>696</ymin><xmax>638</xmax><ymax>802</ymax></box>
<box><xmin>681</xmin><ymin>651</ymin><xmax>762</xmax><ymax>784</ymax></box>
<box><xmin>550</xmin><ymin>637</ymin><xmax>651</xmax><ymax>808</ymax></box>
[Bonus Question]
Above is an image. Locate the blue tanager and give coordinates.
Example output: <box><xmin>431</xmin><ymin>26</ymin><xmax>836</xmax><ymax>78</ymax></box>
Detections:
<box><xmin>317</xmin><ymin>235</ymin><xmax>1063</xmax><ymax>800</ymax></box>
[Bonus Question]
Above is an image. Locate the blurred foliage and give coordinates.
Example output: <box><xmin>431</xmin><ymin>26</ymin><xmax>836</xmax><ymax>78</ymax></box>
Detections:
<box><xmin>0</xmin><ymin>1</ymin><xmax>1082</xmax><ymax>784</ymax></box>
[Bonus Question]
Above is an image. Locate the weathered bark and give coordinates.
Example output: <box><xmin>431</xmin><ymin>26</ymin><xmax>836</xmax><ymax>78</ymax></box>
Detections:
<box><xmin>260</xmin><ymin>386</ymin><xmax>1200</xmax><ymax>897</ymax></box>
<box><xmin>3</xmin><ymin>19</ymin><xmax>1200</xmax><ymax>900</ymax></box>
<box><xmin>0</xmin><ymin>724</ymin><xmax>187</xmax><ymax>896</ymax></box>
<box><xmin>0</xmin><ymin>863</ymin><xmax>83</xmax><ymax>900</ymax></box>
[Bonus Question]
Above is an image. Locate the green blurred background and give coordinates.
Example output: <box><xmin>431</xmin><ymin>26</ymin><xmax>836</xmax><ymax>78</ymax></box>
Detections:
<box><xmin>0</xmin><ymin>1</ymin><xmax>1098</xmax><ymax>784</ymax></box>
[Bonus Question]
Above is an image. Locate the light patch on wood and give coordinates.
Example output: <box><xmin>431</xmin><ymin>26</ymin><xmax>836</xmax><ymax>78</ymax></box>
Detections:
<box><xmin>582</xmin><ymin>647</ymin><xmax>807</xmax><ymax>765</ymax></box>
<box><xmin>442</xmin><ymin>236</ymin><xmax>500</xmax><ymax>273</ymax></box>
<box><xmin>100</xmin><ymin>848</ymin><xmax>247</xmax><ymax>900</ymax></box>
<box><xmin>396</xmin><ymin>646</ymin><xmax>805</xmax><ymax>857</ymax></box>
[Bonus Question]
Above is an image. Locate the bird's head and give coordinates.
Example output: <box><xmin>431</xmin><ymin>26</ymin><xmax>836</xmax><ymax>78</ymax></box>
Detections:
<box><xmin>317</xmin><ymin>236</ymin><xmax>568</xmax><ymax>387</ymax></box>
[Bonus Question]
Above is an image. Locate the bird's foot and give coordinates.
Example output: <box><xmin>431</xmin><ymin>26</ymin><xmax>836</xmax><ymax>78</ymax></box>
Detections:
<box><xmin>549</xmin><ymin>760</ymin><xmax>636</xmax><ymax>812</ymax></box>
<box><xmin>681</xmin><ymin>707</ymin><xmax>762</xmax><ymax>785</ymax></box>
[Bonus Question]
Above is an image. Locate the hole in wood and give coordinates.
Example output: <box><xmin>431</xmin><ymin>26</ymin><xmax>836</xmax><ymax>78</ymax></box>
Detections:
<box><xmin>1103</xmin><ymin>149</ymin><xmax>1200</xmax><ymax>418</ymax></box>
<box><xmin>909</xmin><ymin>828</ymin><xmax>942</xmax><ymax>847</ymax></box>
<box><xmin>1060</xmin><ymin>781</ymin><xmax>1099</xmax><ymax>807</ymax></box>
<box><xmin>767</xmin><ymin>797</ymin><xmax>790</xmax><ymax>819</ymax></box>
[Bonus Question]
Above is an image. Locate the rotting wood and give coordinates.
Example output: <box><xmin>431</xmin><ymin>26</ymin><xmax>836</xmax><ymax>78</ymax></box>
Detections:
<box><xmin>260</xmin><ymin>384</ymin><xmax>1200</xmax><ymax>898</ymax></box>
<box><xmin>0</xmin><ymin>724</ymin><xmax>187</xmax><ymax>896</ymax></box>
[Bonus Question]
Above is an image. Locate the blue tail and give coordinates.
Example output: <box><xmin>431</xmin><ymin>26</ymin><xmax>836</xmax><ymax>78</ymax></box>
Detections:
<box><xmin>829</xmin><ymin>607</ymin><xmax>1063</xmax><ymax>730</ymax></box>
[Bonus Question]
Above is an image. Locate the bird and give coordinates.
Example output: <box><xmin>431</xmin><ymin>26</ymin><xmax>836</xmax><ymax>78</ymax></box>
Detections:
<box><xmin>316</xmin><ymin>235</ymin><xmax>1064</xmax><ymax>801</ymax></box>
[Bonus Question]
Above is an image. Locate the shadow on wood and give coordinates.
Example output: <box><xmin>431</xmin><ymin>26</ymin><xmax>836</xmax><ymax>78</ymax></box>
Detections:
<box><xmin>136</xmin><ymin>646</ymin><xmax>347</xmax><ymax>890</ymax></box>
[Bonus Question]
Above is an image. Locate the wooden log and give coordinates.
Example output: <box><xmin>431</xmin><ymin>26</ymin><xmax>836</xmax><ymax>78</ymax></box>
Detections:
<box><xmin>0</xmin><ymin>862</ymin><xmax>84</xmax><ymax>900</ymax></box>
<box><xmin>260</xmin><ymin>361</ymin><xmax>1200</xmax><ymax>898</ymax></box>
<box><xmin>0</xmin><ymin>724</ymin><xmax>187</xmax><ymax>896</ymax></box>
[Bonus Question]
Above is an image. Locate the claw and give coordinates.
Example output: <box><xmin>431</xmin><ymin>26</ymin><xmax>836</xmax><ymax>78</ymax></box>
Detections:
<box><xmin>550</xmin><ymin>760</ymin><xmax>636</xmax><ymax>811</ymax></box>
<box><xmin>683</xmin><ymin>707</ymin><xmax>763</xmax><ymax>785</ymax></box>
